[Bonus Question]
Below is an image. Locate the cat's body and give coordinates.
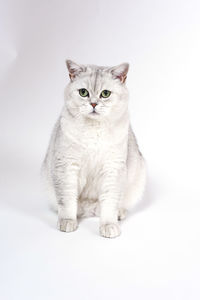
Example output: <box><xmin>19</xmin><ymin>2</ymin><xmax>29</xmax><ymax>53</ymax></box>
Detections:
<box><xmin>42</xmin><ymin>61</ymin><xmax>146</xmax><ymax>238</ymax></box>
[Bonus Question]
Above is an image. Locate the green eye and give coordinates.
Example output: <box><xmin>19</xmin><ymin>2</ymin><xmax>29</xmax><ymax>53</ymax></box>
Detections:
<box><xmin>100</xmin><ymin>90</ymin><xmax>111</xmax><ymax>98</ymax></box>
<box><xmin>79</xmin><ymin>88</ymin><xmax>89</xmax><ymax>97</ymax></box>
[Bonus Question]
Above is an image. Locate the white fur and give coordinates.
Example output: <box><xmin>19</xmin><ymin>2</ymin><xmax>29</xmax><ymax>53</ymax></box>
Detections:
<box><xmin>41</xmin><ymin>61</ymin><xmax>146</xmax><ymax>238</ymax></box>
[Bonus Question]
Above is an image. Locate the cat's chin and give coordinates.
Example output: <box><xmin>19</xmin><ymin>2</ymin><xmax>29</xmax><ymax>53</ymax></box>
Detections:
<box><xmin>86</xmin><ymin>111</ymin><xmax>101</xmax><ymax>119</ymax></box>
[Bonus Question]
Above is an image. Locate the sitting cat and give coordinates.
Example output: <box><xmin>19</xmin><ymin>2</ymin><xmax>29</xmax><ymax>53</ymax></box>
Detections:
<box><xmin>41</xmin><ymin>60</ymin><xmax>146</xmax><ymax>238</ymax></box>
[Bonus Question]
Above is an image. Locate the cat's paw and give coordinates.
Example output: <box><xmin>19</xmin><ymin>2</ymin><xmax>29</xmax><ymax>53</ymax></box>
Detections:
<box><xmin>99</xmin><ymin>223</ymin><xmax>121</xmax><ymax>238</ymax></box>
<box><xmin>58</xmin><ymin>218</ymin><xmax>78</xmax><ymax>233</ymax></box>
<box><xmin>118</xmin><ymin>208</ymin><xmax>127</xmax><ymax>221</ymax></box>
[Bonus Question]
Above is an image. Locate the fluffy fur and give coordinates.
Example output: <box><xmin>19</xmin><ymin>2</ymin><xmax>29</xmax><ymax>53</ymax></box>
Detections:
<box><xmin>41</xmin><ymin>60</ymin><xmax>146</xmax><ymax>238</ymax></box>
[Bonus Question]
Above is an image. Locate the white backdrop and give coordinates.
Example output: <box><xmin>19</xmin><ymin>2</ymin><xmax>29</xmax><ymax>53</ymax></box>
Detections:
<box><xmin>1</xmin><ymin>0</ymin><xmax>200</xmax><ymax>299</ymax></box>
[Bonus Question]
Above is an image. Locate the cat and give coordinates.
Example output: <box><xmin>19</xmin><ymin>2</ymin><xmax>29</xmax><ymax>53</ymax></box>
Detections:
<box><xmin>41</xmin><ymin>60</ymin><xmax>146</xmax><ymax>238</ymax></box>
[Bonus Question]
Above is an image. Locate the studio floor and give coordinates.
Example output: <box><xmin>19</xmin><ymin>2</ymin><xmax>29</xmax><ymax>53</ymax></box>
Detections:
<box><xmin>1</xmin><ymin>161</ymin><xmax>199</xmax><ymax>300</ymax></box>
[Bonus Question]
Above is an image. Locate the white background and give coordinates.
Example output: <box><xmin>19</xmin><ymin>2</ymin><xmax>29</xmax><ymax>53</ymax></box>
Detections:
<box><xmin>1</xmin><ymin>0</ymin><xmax>200</xmax><ymax>299</ymax></box>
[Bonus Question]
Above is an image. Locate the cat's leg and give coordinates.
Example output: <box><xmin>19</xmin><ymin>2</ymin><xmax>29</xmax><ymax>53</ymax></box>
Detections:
<box><xmin>99</xmin><ymin>165</ymin><xmax>126</xmax><ymax>238</ymax></box>
<box><xmin>53</xmin><ymin>159</ymin><xmax>79</xmax><ymax>233</ymax></box>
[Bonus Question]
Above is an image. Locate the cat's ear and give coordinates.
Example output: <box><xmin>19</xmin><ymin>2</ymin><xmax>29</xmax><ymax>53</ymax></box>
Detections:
<box><xmin>109</xmin><ymin>63</ymin><xmax>129</xmax><ymax>83</ymax></box>
<box><xmin>66</xmin><ymin>60</ymin><xmax>85</xmax><ymax>81</ymax></box>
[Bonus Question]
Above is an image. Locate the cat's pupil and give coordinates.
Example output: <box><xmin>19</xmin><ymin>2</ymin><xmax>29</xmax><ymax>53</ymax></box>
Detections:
<box><xmin>101</xmin><ymin>90</ymin><xmax>111</xmax><ymax>98</ymax></box>
<box><xmin>79</xmin><ymin>88</ymin><xmax>89</xmax><ymax>97</ymax></box>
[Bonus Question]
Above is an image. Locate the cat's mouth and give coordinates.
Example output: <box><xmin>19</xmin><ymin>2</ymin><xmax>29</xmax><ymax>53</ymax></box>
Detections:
<box><xmin>90</xmin><ymin>110</ymin><xmax>99</xmax><ymax>115</ymax></box>
<box><xmin>88</xmin><ymin>110</ymin><xmax>100</xmax><ymax>118</ymax></box>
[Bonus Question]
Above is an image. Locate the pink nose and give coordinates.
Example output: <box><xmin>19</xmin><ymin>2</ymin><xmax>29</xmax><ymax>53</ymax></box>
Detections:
<box><xmin>91</xmin><ymin>103</ymin><xmax>97</xmax><ymax>108</ymax></box>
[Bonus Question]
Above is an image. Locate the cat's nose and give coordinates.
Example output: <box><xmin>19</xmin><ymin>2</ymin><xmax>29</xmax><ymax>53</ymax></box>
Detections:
<box><xmin>91</xmin><ymin>103</ymin><xmax>97</xmax><ymax>108</ymax></box>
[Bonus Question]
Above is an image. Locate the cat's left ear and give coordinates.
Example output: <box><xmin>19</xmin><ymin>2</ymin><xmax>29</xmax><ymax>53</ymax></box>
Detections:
<box><xmin>66</xmin><ymin>60</ymin><xmax>85</xmax><ymax>81</ymax></box>
<box><xmin>109</xmin><ymin>63</ymin><xmax>129</xmax><ymax>83</ymax></box>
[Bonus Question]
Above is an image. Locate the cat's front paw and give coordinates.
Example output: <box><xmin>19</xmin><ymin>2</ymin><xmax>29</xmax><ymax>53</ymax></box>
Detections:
<box><xmin>99</xmin><ymin>223</ymin><xmax>121</xmax><ymax>238</ymax></box>
<box><xmin>58</xmin><ymin>218</ymin><xmax>78</xmax><ymax>233</ymax></box>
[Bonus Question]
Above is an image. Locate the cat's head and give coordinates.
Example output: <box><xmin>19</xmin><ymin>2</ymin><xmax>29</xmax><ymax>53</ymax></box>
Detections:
<box><xmin>64</xmin><ymin>60</ymin><xmax>129</xmax><ymax>121</ymax></box>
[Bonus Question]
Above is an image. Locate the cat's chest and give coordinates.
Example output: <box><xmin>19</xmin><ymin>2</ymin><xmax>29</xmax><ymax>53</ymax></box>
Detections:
<box><xmin>78</xmin><ymin>126</ymin><xmax>112</xmax><ymax>172</ymax></box>
<box><xmin>81</xmin><ymin>125</ymin><xmax>109</xmax><ymax>151</ymax></box>
<box><xmin>62</xmin><ymin>117</ymin><xmax>127</xmax><ymax>163</ymax></box>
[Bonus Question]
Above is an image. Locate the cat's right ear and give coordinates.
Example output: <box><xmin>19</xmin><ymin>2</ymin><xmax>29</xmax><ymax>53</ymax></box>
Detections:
<box><xmin>66</xmin><ymin>60</ymin><xmax>84</xmax><ymax>81</ymax></box>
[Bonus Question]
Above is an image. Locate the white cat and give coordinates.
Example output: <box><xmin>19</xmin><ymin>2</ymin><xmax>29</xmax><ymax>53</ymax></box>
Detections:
<box><xmin>41</xmin><ymin>60</ymin><xmax>146</xmax><ymax>238</ymax></box>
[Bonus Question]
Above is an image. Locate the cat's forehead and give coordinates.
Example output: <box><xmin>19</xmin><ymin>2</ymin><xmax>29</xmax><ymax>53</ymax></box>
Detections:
<box><xmin>76</xmin><ymin>65</ymin><xmax>113</xmax><ymax>92</ymax></box>
<box><xmin>86</xmin><ymin>65</ymin><xmax>109</xmax><ymax>79</ymax></box>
